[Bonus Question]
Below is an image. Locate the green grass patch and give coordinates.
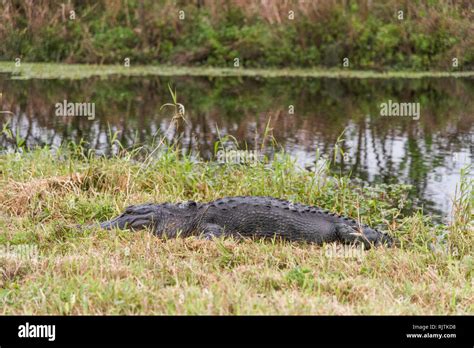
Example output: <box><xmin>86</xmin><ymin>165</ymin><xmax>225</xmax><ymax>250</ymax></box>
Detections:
<box><xmin>1</xmin><ymin>62</ymin><xmax>474</xmax><ymax>80</ymax></box>
<box><xmin>0</xmin><ymin>144</ymin><xmax>472</xmax><ymax>314</ymax></box>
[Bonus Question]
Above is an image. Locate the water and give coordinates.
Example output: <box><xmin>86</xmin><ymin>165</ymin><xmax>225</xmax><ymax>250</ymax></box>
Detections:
<box><xmin>0</xmin><ymin>75</ymin><xmax>472</xmax><ymax>219</ymax></box>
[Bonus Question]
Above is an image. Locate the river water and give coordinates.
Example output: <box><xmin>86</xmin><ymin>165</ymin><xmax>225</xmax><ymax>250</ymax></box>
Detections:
<box><xmin>0</xmin><ymin>75</ymin><xmax>472</xmax><ymax>220</ymax></box>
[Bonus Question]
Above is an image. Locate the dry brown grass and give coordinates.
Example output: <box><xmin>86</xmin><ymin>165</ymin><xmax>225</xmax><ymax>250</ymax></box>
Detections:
<box><xmin>0</xmin><ymin>173</ymin><xmax>84</xmax><ymax>216</ymax></box>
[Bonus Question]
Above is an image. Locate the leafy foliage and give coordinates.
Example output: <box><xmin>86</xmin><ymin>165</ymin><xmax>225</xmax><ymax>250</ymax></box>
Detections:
<box><xmin>0</xmin><ymin>0</ymin><xmax>472</xmax><ymax>70</ymax></box>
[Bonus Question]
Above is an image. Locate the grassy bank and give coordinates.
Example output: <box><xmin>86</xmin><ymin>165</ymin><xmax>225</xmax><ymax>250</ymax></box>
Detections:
<box><xmin>2</xmin><ymin>62</ymin><xmax>474</xmax><ymax>80</ymax></box>
<box><xmin>0</xmin><ymin>144</ymin><xmax>472</xmax><ymax>314</ymax></box>
<box><xmin>1</xmin><ymin>0</ymin><xmax>473</xmax><ymax>70</ymax></box>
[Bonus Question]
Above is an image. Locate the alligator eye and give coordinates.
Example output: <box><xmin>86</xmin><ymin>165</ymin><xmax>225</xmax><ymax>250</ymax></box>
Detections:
<box><xmin>125</xmin><ymin>205</ymin><xmax>135</xmax><ymax>212</ymax></box>
<box><xmin>179</xmin><ymin>201</ymin><xmax>195</xmax><ymax>208</ymax></box>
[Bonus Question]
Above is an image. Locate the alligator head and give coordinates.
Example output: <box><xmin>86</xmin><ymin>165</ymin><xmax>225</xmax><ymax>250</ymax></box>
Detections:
<box><xmin>99</xmin><ymin>201</ymin><xmax>201</xmax><ymax>236</ymax></box>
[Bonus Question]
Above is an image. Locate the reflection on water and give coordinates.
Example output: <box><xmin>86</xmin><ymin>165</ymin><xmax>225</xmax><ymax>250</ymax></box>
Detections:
<box><xmin>0</xmin><ymin>75</ymin><xmax>473</xmax><ymax>219</ymax></box>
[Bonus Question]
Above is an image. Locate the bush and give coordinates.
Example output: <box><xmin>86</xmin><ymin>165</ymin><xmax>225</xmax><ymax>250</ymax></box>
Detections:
<box><xmin>0</xmin><ymin>0</ymin><xmax>472</xmax><ymax>70</ymax></box>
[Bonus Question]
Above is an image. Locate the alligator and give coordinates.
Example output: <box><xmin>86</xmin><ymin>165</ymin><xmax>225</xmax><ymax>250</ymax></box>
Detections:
<box><xmin>93</xmin><ymin>196</ymin><xmax>394</xmax><ymax>248</ymax></box>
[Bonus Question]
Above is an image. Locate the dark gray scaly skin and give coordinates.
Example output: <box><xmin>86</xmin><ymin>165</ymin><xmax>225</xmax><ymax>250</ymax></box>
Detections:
<box><xmin>95</xmin><ymin>196</ymin><xmax>394</xmax><ymax>248</ymax></box>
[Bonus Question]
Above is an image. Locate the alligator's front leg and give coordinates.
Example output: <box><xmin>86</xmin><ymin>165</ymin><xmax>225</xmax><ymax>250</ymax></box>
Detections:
<box><xmin>335</xmin><ymin>223</ymin><xmax>394</xmax><ymax>249</ymax></box>
<box><xmin>100</xmin><ymin>204</ymin><xmax>158</xmax><ymax>231</ymax></box>
<box><xmin>198</xmin><ymin>223</ymin><xmax>225</xmax><ymax>240</ymax></box>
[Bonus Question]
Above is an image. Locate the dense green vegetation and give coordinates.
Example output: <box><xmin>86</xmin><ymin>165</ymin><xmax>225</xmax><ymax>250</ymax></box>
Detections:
<box><xmin>1</xmin><ymin>0</ymin><xmax>473</xmax><ymax>70</ymax></box>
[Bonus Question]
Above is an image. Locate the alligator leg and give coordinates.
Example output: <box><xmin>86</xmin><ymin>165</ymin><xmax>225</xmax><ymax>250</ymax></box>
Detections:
<box><xmin>335</xmin><ymin>223</ymin><xmax>392</xmax><ymax>249</ymax></box>
<box><xmin>100</xmin><ymin>204</ymin><xmax>158</xmax><ymax>231</ymax></box>
<box><xmin>199</xmin><ymin>223</ymin><xmax>225</xmax><ymax>240</ymax></box>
